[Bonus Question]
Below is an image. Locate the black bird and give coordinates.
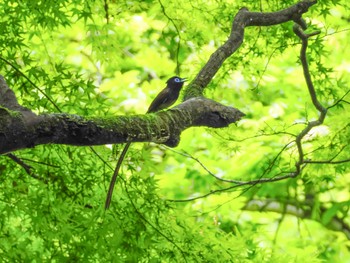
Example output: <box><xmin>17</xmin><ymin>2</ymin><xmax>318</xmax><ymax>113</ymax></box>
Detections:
<box><xmin>105</xmin><ymin>76</ymin><xmax>186</xmax><ymax>209</ymax></box>
<box><xmin>147</xmin><ymin>76</ymin><xmax>187</xmax><ymax>113</ymax></box>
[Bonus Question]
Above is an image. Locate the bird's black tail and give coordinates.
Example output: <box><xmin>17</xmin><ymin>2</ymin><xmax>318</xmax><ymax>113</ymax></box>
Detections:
<box><xmin>105</xmin><ymin>142</ymin><xmax>132</xmax><ymax>209</ymax></box>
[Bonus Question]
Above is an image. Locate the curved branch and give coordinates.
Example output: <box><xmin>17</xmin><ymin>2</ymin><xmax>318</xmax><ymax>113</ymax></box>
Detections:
<box><xmin>167</xmin><ymin>170</ymin><xmax>303</xmax><ymax>203</ymax></box>
<box><xmin>292</xmin><ymin>24</ymin><xmax>326</xmax><ymax>175</ymax></box>
<box><xmin>184</xmin><ymin>0</ymin><xmax>317</xmax><ymax>98</ymax></box>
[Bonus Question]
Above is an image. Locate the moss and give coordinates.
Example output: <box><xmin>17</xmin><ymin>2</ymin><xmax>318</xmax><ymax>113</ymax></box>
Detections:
<box><xmin>0</xmin><ymin>107</ymin><xmax>23</xmax><ymax>134</ymax></box>
<box><xmin>84</xmin><ymin>114</ymin><xmax>140</xmax><ymax>131</ymax></box>
<box><xmin>183</xmin><ymin>84</ymin><xmax>204</xmax><ymax>100</ymax></box>
<box><xmin>0</xmin><ymin>106</ymin><xmax>21</xmax><ymax>118</ymax></box>
<box><xmin>84</xmin><ymin>112</ymin><xmax>171</xmax><ymax>142</ymax></box>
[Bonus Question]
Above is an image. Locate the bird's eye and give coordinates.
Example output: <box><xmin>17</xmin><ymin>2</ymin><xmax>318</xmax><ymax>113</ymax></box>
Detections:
<box><xmin>174</xmin><ymin>78</ymin><xmax>180</xmax><ymax>82</ymax></box>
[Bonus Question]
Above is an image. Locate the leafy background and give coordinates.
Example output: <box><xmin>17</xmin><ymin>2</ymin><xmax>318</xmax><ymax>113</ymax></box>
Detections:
<box><xmin>0</xmin><ymin>0</ymin><xmax>350</xmax><ymax>261</ymax></box>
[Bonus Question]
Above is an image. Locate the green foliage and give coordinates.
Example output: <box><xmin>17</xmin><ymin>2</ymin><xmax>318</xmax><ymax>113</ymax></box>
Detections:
<box><xmin>1</xmin><ymin>0</ymin><xmax>350</xmax><ymax>261</ymax></box>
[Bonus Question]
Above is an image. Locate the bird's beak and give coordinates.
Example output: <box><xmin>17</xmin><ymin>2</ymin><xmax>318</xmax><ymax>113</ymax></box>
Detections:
<box><xmin>180</xmin><ymin>78</ymin><xmax>187</xmax><ymax>82</ymax></box>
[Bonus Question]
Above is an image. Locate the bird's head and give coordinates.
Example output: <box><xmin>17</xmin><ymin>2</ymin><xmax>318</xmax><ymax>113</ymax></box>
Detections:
<box><xmin>166</xmin><ymin>76</ymin><xmax>187</xmax><ymax>88</ymax></box>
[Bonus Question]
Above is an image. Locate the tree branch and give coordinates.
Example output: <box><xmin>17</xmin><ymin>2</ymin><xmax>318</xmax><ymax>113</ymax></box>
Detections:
<box><xmin>292</xmin><ymin>24</ymin><xmax>326</xmax><ymax>176</ymax></box>
<box><xmin>184</xmin><ymin>0</ymin><xmax>317</xmax><ymax>98</ymax></box>
<box><xmin>243</xmin><ymin>199</ymin><xmax>350</xmax><ymax>240</ymax></box>
<box><xmin>0</xmin><ymin>77</ymin><xmax>244</xmax><ymax>154</ymax></box>
<box><xmin>6</xmin><ymin>153</ymin><xmax>49</xmax><ymax>183</ymax></box>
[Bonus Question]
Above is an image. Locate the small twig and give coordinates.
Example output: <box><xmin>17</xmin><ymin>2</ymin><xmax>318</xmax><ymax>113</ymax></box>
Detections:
<box><xmin>327</xmin><ymin>89</ymin><xmax>350</xmax><ymax>110</ymax></box>
<box><xmin>6</xmin><ymin>153</ymin><xmax>49</xmax><ymax>183</ymax></box>
<box><xmin>19</xmin><ymin>157</ymin><xmax>60</xmax><ymax>168</ymax></box>
<box><xmin>168</xmin><ymin>169</ymin><xmax>304</xmax><ymax>203</ymax></box>
<box><xmin>165</xmin><ymin>148</ymin><xmax>243</xmax><ymax>183</ymax></box>
<box><xmin>214</xmin><ymin>129</ymin><xmax>297</xmax><ymax>143</ymax></box>
<box><xmin>253</xmin><ymin>46</ymin><xmax>279</xmax><ymax>91</ymax></box>
<box><xmin>0</xmin><ymin>56</ymin><xmax>62</xmax><ymax>112</ymax></box>
<box><xmin>158</xmin><ymin>0</ymin><xmax>181</xmax><ymax>75</ymax></box>
<box><xmin>168</xmin><ymin>139</ymin><xmax>294</xmax><ymax>185</ymax></box>
<box><xmin>304</xmin><ymin>158</ymin><xmax>350</xmax><ymax>164</ymax></box>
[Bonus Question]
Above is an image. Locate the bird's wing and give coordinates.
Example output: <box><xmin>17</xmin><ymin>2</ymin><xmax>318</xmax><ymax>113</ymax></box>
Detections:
<box><xmin>147</xmin><ymin>88</ymin><xmax>170</xmax><ymax>113</ymax></box>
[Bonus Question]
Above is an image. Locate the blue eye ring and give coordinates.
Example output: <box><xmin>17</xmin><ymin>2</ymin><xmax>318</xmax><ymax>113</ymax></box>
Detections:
<box><xmin>174</xmin><ymin>77</ymin><xmax>181</xmax><ymax>83</ymax></box>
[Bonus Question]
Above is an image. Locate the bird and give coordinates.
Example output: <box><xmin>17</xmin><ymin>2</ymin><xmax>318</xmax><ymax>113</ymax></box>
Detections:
<box><xmin>146</xmin><ymin>76</ymin><xmax>187</xmax><ymax>113</ymax></box>
<box><xmin>105</xmin><ymin>76</ymin><xmax>187</xmax><ymax>209</ymax></box>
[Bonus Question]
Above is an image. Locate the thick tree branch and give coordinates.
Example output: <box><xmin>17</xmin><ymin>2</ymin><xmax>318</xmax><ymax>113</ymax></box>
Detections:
<box><xmin>0</xmin><ymin>76</ymin><xmax>244</xmax><ymax>154</ymax></box>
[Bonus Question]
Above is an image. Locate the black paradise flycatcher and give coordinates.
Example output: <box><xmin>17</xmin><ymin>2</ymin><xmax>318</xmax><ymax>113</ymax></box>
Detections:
<box><xmin>105</xmin><ymin>76</ymin><xmax>187</xmax><ymax>209</ymax></box>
